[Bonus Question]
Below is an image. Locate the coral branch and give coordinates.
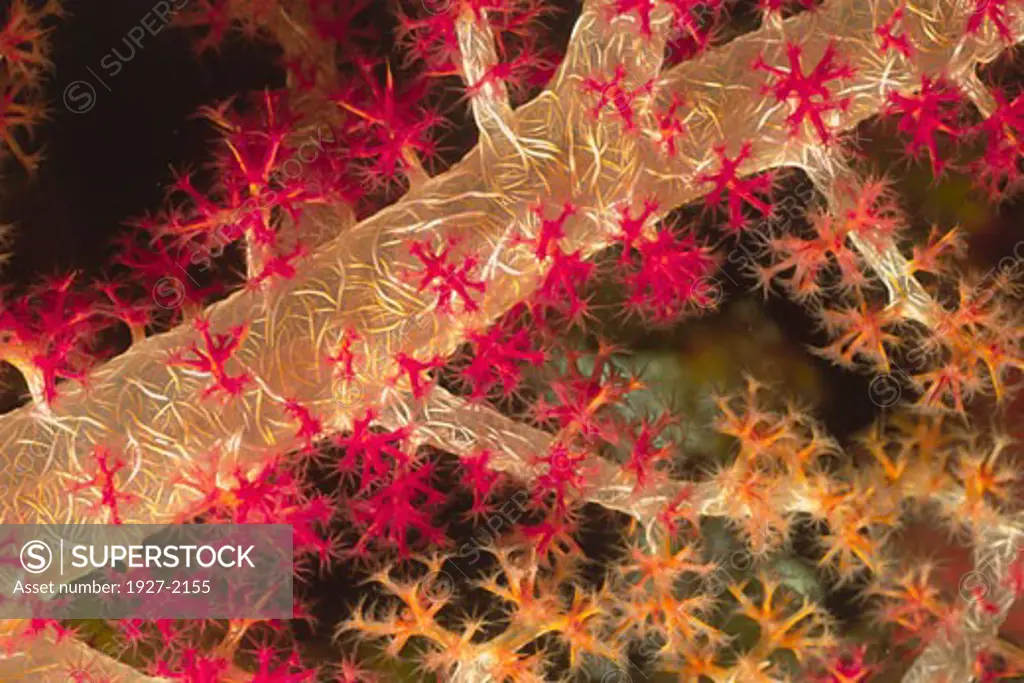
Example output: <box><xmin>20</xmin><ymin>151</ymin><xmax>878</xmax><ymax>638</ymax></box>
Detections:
<box><xmin>899</xmin><ymin>518</ymin><xmax>1024</xmax><ymax>683</ymax></box>
<box><xmin>0</xmin><ymin>628</ymin><xmax>169</xmax><ymax>682</ymax></box>
<box><xmin>0</xmin><ymin>0</ymin><xmax>1018</xmax><ymax>647</ymax></box>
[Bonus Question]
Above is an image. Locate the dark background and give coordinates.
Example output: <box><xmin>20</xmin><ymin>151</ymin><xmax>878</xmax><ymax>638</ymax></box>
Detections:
<box><xmin>0</xmin><ymin>0</ymin><xmax>283</xmax><ymax>288</ymax></box>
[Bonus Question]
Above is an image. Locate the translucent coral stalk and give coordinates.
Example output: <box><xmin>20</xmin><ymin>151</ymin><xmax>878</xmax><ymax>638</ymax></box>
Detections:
<box><xmin>2</xmin><ymin>0</ymin><xmax>1022</xmax><ymax>680</ymax></box>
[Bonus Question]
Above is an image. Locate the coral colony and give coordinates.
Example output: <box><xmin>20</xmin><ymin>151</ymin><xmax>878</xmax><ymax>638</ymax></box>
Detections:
<box><xmin>1</xmin><ymin>0</ymin><xmax>1024</xmax><ymax>681</ymax></box>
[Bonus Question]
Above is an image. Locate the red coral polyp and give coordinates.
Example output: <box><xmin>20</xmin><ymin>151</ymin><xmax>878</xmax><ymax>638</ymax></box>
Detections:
<box><xmin>407</xmin><ymin>237</ymin><xmax>487</xmax><ymax>315</ymax></box>
<box><xmin>167</xmin><ymin>318</ymin><xmax>251</xmax><ymax>400</ymax></box>
<box><xmin>754</xmin><ymin>40</ymin><xmax>855</xmax><ymax>143</ymax></box>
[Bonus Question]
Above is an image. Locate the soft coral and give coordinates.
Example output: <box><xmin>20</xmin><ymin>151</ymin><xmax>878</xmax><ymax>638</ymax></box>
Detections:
<box><xmin>332</xmin><ymin>59</ymin><xmax>445</xmax><ymax>190</ymax></box>
<box><xmin>972</xmin><ymin>88</ymin><xmax>1024</xmax><ymax>199</ymax></box>
<box><xmin>0</xmin><ymin>273</ymin><xmax>103</xmax><ymax>406</ymax></box>
<box><xmin>0</xmin><ymin>0</ymin><xmax>61</xmax><ymax>82</ymax></box>
<box><xmin>0</xmin><ymin>0</ymin><xmax>61</xmax><ymax>170</ymax></box>
<box><xmin>581</xmin><ymin>63</ymin><xmax>654</xmax><ymax>131</ymax></box>
<box><xmin>166</xmin><ymin>317</ymin><xmax>251</xmax><ymax>401</ymax></box>
<box><xmin>886</xmin><ymin>75</ymin><xmax>965</xmax><ymax>177</ymax></box>
<box><xmin>112</xmin><ymin>231</ymin><xmax>223</xmax><ymax>322</ymax></box>
<box><xmin>68</xmin><ymin>445</ymin><xmax>140</xmax><ymax>525</ymax></box>
<box><xmin>696</xmin><ymin>142</ymin><xmax>776</xmax><ymax>232</ymax></box>
<box><xmin>531</xmin><ymin>248</ymin><xmax>597</xmax><ymax>331</ymax></box>
<box><xmin>966</xmin><ymin>0</ymin><xmax>1021</xmax><ymax>43</ymax></box>
<box><xmin>407</xmin><ymin>236</ymin><xmax>487</xmax><ymax>315</ymax></box>
<box><xmin>162</xmin><ymin>92</ymin><xmax>344</xmax><ymax>268</ymax></box>
<box><xmin>620</xmin><ymin>224</ymin><xmax>718</xmax><ymax>325</ymax></box>
<box><xmin>460</xmin><ymin>324</ymin><xmax>546</xmax><ymax>402</ymax></box>
<box><xmin>348</xmin><ymin>454</ymin><xmax>449</xmax><ymax>557</ymax></box>
<box><xmin>754</xmin><ymin>40</ymin><xmax>855</xmax><ymax>143</ymax></box>
<box><xmin>396</xmin><ymin>0</ymin><xmax>556</xmax><ymax>79</ymax></box>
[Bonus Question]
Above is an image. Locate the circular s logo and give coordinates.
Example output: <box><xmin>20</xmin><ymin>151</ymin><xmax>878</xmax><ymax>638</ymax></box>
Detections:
<box><xmin>422</xmin><ymin>0</ymin><xmax>454</xmax><ymax>15</ymax></box>
<box><xmin>422</xmin><ymin>570</ymin><xmax>455</xmax><ymax>603</ymax></box>
<box><xmin>959</xmin><ymin>569</ymin><xmax>991</xmax><ymax>602</ymax></box>
<box><xmin>21</xmin><ymin>540</ymin><xmax>53</xmax><ymax>574</ymax></box>
<box><xmin>152</xmin><ymin>276</ymin><xmax>186</xmax><ymax>309</ymax></box>
<box><xmin>868</xmin><ymin>374</ymin><xmax>901</xmax><ymax>408</ymax></box>
<box><xmin>63</xmin><ymin>81</ymin><xmax>97</xmax><ymax>114</ymax></box>
<box><xmin>331</xmin><ymin>376</ymin><xmax>365</xmax><ymax>407</ymax></box>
